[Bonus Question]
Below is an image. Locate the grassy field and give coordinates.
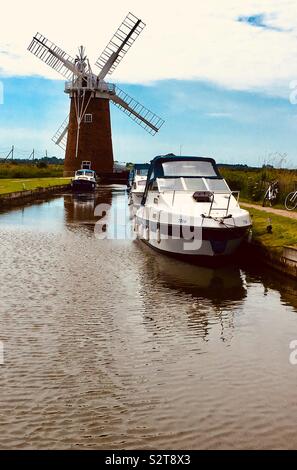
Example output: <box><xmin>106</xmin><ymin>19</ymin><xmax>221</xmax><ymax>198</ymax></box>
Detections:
<box><xmin>0</xmin><ymin>178</ymin><xmax>71</xmax><ymax>195</ymax></box>
<box><xmin>248</xmin><ymin>207</ymin><xmax>297</xmax><ymax>254</ymax></box>
<box><xmin>220</xmin><ymin>167</ymin><xmax>297</xmax><ymax>205</ymax></box>
<box><xmin>0</xmin><ymin>163</ymin><xmax>63</xmax><ymax>179</ymax></box>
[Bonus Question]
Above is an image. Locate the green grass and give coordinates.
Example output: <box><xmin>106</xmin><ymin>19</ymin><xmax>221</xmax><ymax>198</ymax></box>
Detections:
<box><xmin>221</xmin><ymin>167</ymin><xmax>297</xmax><ymax>204</ymax></box>
<box><xmin>239</xmin><ymin>196</ymin><xmax>296</xmax><ymax>211</ymax></box>
<box><xmin>0</xmin><ymin>163</ymin><xmax>63</xmax><ymax>179</ymax></box>
<box><xmin>0</xmin><ymin>178</ymin><xmax>71</xmax><ymax>195</ymax></box>
<box><xmin>248</xmin><ymin>207</ymin><xmax>297</xmax><ymax>255</ymax></box>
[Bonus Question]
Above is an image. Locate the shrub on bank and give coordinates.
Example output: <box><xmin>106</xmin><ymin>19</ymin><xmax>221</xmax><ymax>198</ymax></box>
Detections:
<box><xmin>0</xmin><ymin>163</ymin><xmax>63</xmax><ymax>178</ymax></box>
<box><xmin>220</xmin><ymin>167</ymin><xmax>297</xmax><ymax>203</ymax></box>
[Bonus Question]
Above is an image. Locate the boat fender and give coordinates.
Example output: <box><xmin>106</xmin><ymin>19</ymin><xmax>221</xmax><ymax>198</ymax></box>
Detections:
<box><xmin>247</xmin><ymin>229</ymin><xmax>253</xmax><ymax>243</ymax></box>
<box><xmin>156</xmin><ymin>223</ymin><xmax>161</xmax><ymax>244</ymax></box>
<box><xmin>145</xmin><ymin>225</ymin><xmax>150</xmax><ymax>241</ymax></box>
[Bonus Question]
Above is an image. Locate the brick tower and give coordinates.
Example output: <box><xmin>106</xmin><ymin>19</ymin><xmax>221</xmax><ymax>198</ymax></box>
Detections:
<box><xmin>64</xmin><ymin>91</ymin><xmax>114</xmax><ymax>176</ymax></box>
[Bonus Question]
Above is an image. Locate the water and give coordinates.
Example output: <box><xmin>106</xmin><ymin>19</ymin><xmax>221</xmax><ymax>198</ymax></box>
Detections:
<box><xmin>0</xmin><ymin>186</ymin><xmax>297</xmax><ymax>449</ymax></box>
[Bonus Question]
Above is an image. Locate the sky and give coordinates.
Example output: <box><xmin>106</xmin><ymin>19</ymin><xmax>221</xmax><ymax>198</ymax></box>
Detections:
<box><xmin>0</xmin><ymin>0</ymin><xmax>297</xmax><ymax>167</ymax></box>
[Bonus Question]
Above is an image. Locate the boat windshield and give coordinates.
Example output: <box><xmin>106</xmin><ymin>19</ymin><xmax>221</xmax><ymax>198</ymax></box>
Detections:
<box><xmin>76</xmin><ymin>170</ymin><xmax>94</xmax><ymax>177</ymax></box>
<box><xmin>157</xmin><ymin>177</ymin><xmax>231</xmax><ymax>193</ymax></box>
<box><xmin>136</xmin><ymin>168</ymin><xmax>149</xmax><ymax>176</ymax></box>
<box><xmin>162</xmin><ymin>160</ymin><xmax>217</xmax><ymax>177</ymax></box>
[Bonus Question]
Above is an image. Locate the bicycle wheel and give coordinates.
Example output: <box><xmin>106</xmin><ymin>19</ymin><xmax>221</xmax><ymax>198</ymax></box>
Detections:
<box><xmin>285</xmin><ymin>192</ymin><xmax>297</xmax><ymax>211</ymax></box>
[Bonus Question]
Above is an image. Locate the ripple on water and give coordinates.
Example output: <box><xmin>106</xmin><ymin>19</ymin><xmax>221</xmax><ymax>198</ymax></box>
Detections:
<box><xmin>0</xmin><ymin>191</ymin><xmax>297</xmax><ymax>449</ymax></box>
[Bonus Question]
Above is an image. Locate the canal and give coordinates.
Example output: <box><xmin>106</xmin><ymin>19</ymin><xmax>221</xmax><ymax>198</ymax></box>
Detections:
<box><xmin>0</xmin><ymin>186</ymin><xmax>296</xmax><ymax>449</ymax></box>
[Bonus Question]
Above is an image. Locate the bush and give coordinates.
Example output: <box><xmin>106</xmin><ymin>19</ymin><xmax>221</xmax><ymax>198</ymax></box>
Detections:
<box><xmin>36</xmin><ymin>161</ymin><xmax>48</xmax><ymax>169</ymax></box>
<box><xmin>220</xmin><ymin>167</ymin><xmax>297</xmax><ymax>203</ymax></box>
<box><xmin>0</xmin><ymin>163</ymin><xmax>63</xmax><ymax>178</ymax></box>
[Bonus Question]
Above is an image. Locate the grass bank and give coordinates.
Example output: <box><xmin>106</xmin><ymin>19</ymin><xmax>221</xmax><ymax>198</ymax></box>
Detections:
<box><xmin>0</xmin><ymin>178</ymin><xmax>71</xmax><ymax>195</ymax></box>
<box><xmin>248</xmin><ymin>207</ymin><xmax>297</xmax><ymax>255</ymax></box>
<box><xmin>220</xmin><ymin>167</ymin><xmax>297</xmax><ymax>204</ymax></box>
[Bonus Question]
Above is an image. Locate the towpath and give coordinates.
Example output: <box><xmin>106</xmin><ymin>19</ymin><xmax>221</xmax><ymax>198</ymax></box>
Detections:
<box><xmin>241</xmin><ymin>202</ymin><xmax>297</xmax><ymax>220</ymax></box>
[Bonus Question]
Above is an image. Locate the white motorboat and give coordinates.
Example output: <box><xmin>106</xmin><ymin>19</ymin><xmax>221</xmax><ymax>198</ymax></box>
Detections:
<box><xmin>128</xmin><ymin>163</ymin><xmax>150</xmax><ymax>208</ymax></box>
<box><xmin>135</xmin><ymin>155</ymin><xmax>252</xmax><ymax>260</ymax></box>
<box><xmin>71</xmin><ymin>168</ymin><xmax>97</xmax><ymax>192</ymax></box>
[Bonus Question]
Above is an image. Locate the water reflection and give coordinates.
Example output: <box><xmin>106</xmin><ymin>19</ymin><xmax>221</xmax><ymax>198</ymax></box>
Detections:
<box><xmin>135</xmin><ymin>244</ymin><xmax>246</xmax><ymax>343</ymax></box>
<box><xmin>1</xmin><ymin>186</ymin><xmax>297</xmax><ymax>449</ymax></box>
<box><xmin>245</xmin><ymin>265</ymin><xmax>297</xmax><ymax>311</ymax></box>
<box><xmin>149</xmin><ymin>252</ymin><xmax>246</xmax><ymax>302</ymax></box>
<box><xmin>63</xmin><ymin>186</ymin><xmax>128</xmax><ymax>238</ymax></box>
<box><xmin>64</xmin><ymin>191</ymin><xmax>110</xmax><ymax>232</ymax></box>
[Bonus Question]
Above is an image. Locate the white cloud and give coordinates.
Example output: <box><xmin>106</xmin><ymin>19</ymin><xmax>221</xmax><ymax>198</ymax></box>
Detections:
<box><xmin>0</xmin><ymin>0</ymin><xmax>297</xmax><ymax>96</ymax></box>
<box><xmin>206</xmin><ymin>112</ymin><xmax>233</xmax><ymax>118</ymax></box>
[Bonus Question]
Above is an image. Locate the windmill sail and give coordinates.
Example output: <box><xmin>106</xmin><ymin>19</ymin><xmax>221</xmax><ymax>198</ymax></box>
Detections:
<box><xmin>52</xmin><ymin>116</ymin><xmax>69</xmax><ymax>149</ymax></box>
<box><xmin>96</xmin><ymin>12</ymin><xmax>145</xmax><ymax>79</ymax></box>
<box><xmin>30</xmin><ymin>12</ymin><xmax>164</xmax><ymax>170</ymax></box>
<box><xmin>28</xmin><ymin>33</ymin><xmax>78</xmax><ymax>79</ymax></box>
<box><xmin>111</xmin><ymin>86</ymin><xmax>164</xmax><ymax>135</ymax></box>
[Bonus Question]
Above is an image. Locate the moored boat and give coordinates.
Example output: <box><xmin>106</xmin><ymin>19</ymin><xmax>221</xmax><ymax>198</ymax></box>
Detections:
<box><xmin>135</xmin><ymin>154</ymin><xmax>252</xmax><ymax>260</ymax></box>
<box><xmin>128</xmin><ymin>163</ymin><xmax>150</xmax><ymax>207</ymax></box>
<box><xmin>71</xmin><ymin>168</ymin><xmax>97</xmax><ymax>192</ymax></box>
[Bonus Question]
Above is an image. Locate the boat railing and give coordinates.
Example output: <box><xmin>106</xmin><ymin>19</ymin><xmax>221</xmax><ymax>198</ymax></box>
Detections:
<box><xmin>167</xmin><ymin>189</ymin><xmax>240</xmax><ymax>217</ymax></box>
<box><xmin>208</xmin><ymin>191</ymin><xmax>240</xmax><ymax>217</ymax></box>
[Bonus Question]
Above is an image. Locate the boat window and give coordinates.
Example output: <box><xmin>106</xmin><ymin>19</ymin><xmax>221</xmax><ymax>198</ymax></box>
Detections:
<box><xmin>157</xmin><ymin>178</ymin><xmax>184</xmax><ymax>191</ymax></box>
<box><xmin>76</xmin><ymin>170</ymin><xmax>84</xmax><ymax>175</ymax></box>
<box><xmin>137</xmin><ymin>180</ymin><xmax>147</xmax><ymax>186</ymax></box>
<box><xmin>162</xmin><ymin>161</ymin><xmax>217</xmax><ymax>177</ymax></box>
<box><xmin>84</xmin><ymin>170</ymin><xmax>94</xmax><ymax>175</ymax></box>
<box><xmin>136</xmin><ymin>169</ymin><xmax>149</xmax><ymax>176</ymax></box>
<box><xmin>205</xmin><ymin>178</ymin><xmax>230</xmax><ymax>192</ymax></box>
<box><xmin>183</xmin><ymin>178</ymin><xmax>207</xmax><ymax>191</ymax></box>
<box><xmin>155</xmin><ymin>177</ymin><xmax>230</xmax><ymax>192</ymax></box>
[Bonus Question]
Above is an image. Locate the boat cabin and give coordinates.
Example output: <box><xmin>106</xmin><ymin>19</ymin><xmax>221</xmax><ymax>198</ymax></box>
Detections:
<box><xmin>75</xmin><ymin>169</ymin><xmax>96</xmax><ymax>179</ymax></box>
<box><xmin>81</xmin><ymin>161</ymin><xmax>92</xmax><ymax>170</ymax></box>
<box><xmin>141</xmin><ymin>155</ymin><xmax>231</xmax><ymax>204</ymax></box>
<box><xmin>129</xmin><ymin>163</ymin><xmax>150</xmax><ymax>188</ymax></box>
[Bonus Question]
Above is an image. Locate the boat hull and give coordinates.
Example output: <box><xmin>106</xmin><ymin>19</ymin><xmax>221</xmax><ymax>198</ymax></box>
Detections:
<box><xmin>135</xmin><ymin>217</ymin><xmax>250</xmax><ymax>259</ymax></box>
<box><xmin>71</xmin><ymin>180</ymin><xmax>96</xmax><ymax>192</ymax></box>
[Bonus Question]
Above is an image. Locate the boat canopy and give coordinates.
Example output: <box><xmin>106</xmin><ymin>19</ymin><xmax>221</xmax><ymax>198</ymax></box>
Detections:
<box><xmin>141</xmin><ymin>155</ymin><xmax>227</xmax><ymax>204</ymax></box>
<box><xmin>134</xmin><ymin>163</ymin><xmax>150</xmax><ymax>170</ymax></box>
<box><xmin>75</xmin><ymin>169</ymin><xmax>95</xmax><ymax>176</ymax></box>
<box><xmin>147</xmin><ymin>155</ymin><xmax>222</xmax><ymax>181</ymax></box>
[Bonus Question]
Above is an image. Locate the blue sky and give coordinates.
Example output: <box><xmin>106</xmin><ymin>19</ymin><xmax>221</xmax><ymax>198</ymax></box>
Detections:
<box><xmin>1</xmin><ymin>0</ymin><xmax>297</xmax><ymax>167</ymax></box>
<box><xmin>0</xmin><ymin>76</ymin><xmax>296</xmax><ymax>167</ymax></box>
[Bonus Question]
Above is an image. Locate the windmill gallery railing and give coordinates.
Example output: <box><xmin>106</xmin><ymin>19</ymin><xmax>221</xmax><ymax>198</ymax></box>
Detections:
<box><xmin>64</xmin><ymin>80</ymin><xmax>116</xmax><ymax>94</ymax></box>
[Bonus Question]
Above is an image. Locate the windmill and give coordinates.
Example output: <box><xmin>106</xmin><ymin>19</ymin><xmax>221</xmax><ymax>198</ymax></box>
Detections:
<box><xmin>28</xmin><ymin>12</ymin><xmax>164</xmax><ymax>177</ymax></box>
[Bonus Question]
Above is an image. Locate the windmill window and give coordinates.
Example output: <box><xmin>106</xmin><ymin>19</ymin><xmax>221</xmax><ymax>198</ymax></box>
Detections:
<box><xmin>84</xmin><ymin>114</ymin><xmax>93</xmax><ymax>123</ymax></box>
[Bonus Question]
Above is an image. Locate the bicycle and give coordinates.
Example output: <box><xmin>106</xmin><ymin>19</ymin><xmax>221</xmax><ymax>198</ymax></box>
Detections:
<box><xmin>285</xmin><ymin>190</ymin><xmax>297</xmax><ymax>211</ymax></box>
<box><xmin>262</xmin><ymin>180</ymin><xmax>279</xmax><ymax>207</ymax></box>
